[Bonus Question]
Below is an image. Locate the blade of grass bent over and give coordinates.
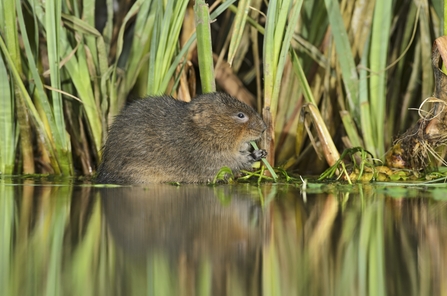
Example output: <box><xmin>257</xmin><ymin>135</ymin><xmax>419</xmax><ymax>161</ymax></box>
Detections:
<box><xmin>250</xmin><ymin>141</ymin><xmax>278</xmax><ymax>181</ymax></box>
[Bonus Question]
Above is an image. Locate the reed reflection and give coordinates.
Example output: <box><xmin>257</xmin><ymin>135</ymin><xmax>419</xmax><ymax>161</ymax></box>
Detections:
<box><xmin>265</xmin><ymin>187</ymin><xmax>447</xmax><ymax>296</ymax></box>
<box><xmin>3</xmin><ymin>178</ymin><xmax>447</xmax><ymax>296</ymax></box>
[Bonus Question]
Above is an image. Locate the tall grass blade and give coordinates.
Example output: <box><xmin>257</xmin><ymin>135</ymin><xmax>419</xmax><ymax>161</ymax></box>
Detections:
<box><xmin>0</xmin><ymin>54</ymin><xmax>15</xmax><ymax>174</ymax></box>
<box><xmin>194</xmin><ymin>0</ymin><xmax>216</xmax><ymax>93</ymax></box>
<box><xmin>45</xmin><ymin>0</ymin><xmax>72</xmax><ymax>174</ymax></box>
<box><xmin>3</xmin><ymin>0</ymin><xmax>35</xmax><ymax>173</ymax></box>
<box><xmin>101</xmin><ymin>0</ymin><xmax>114</xmax><ymax>53</ymax></box>
<box><xmin>324</xmin><ymin>0</ymin><xmax>359</xmax><ymax>122</ymax></box>
<box><xmin>369</xmin><ymin>0</ymin><xmax>392</xmax><ymax>157</ymax></box>
<box><xmin>291</xmin><ymin>49</ymin><xmax>315</xmax><ymax>105</ymax></box>
<box><xmin>160</xmin><ymin>0</ymin><xmax>237</xmax><ymax>94</ymax></box>
<box><xmin>388</xmin><ymin>3</ymin><xmax>418</xmax><ymax>132</ymax></box>
<box><xmin>111</xmin><ymin>0</ymin><xmax>144</xmax><ymax>116</ymax></box>
<box><xmin>263</xmin><ymin>0</ymin><xmax>303</xmax><ymax>165</ymax></box>
<box><xmin>340</xmin><ymin>111</ymin><xmax>363</xmax><ymax>148</ymax></box>
<box><xmin>122</xmin><ymin>0</ymin><xmax>152</xmax><ymax>98</ymax></box>
<box><xmin>418</xmin><ymin>0</ymin><xmax>434</xmax><ymax>104</ymax></box>
<box><xmin>16</xmin><ymin>0</ymin><xmax>66</xmax><ymax>173</ymax></box>
<box><xmin>147</xmin><ymin>2</ymin><xmax>162</xmax><ymax>95</ymax></box>
<box><xmin>58</xmin><ymin>16</ymin><xmax>104</xmax><ymax>155</ymax></box>
<box><xmin>147</xmin><ymin>0</ymin><xmax>189</xmax><ymax>94</ymax></box>
<box><xmin>359</xmin><ymin>35</ymin><xmax>376</xmax><ymax>156</ymax></box>
<box><xmin>228</xmin><ymin>0</ymin><xmax>251</xmax><ymax>66</ymax></box>
<box><xmin>82</xmin><ymin>0</ymin><xmax>98</xmax><ymax>69</ymax></box>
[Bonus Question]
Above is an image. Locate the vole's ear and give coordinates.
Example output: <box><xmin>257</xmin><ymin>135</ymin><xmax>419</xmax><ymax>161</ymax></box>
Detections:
<box><xmin>190</xmin><ymin>103</ymin><xmax>211</xmax><ymax>124</ymax></box>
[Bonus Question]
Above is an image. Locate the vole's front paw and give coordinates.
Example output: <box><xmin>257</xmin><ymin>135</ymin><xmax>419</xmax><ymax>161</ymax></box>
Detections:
<box><xmin>251</xmin><ymin>149</ymin><xmax>267</xmax><ymax>161</ymax></box>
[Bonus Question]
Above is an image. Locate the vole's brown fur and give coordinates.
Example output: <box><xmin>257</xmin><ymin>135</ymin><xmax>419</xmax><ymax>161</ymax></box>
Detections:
<box><xmin>97</xmin><ymin>92</ymin><xmax>267</xmax><ymax>184</ymax></box>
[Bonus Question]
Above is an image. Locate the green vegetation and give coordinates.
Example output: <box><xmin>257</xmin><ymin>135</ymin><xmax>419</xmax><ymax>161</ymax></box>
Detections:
<box><xmin>0</xmin><ymin>0</ymin><xmax>445</xmax><ymax>179</ymax></box>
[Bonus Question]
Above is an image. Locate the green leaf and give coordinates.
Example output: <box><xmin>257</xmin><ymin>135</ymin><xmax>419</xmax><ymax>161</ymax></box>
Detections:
<box><xmin>324</xmin><ymin>0</ymin><xmax>359</xmax><ymax>121</ymax></box>
<box><xmin>228</xmin><ymin>0</ymin><xmax>250</xmax><ymax>66</ymax></box>
<box><xmin>194</xmin><ymin>0</ymin><xmax>216</xmax><ymax>93</ymax></box>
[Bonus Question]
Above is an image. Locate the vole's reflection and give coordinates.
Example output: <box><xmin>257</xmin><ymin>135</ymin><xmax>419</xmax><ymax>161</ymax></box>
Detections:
<box><xmin>101</xmin><ymin>184</ymin><xmax>263</xmax><ymax>294</ymax></box>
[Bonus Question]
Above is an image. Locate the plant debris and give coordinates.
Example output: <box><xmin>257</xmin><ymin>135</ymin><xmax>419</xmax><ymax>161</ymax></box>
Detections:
<box><xmin>386</xmin><ymin>36</ymin><xmax>447</xmax><ymax>172</ymax></box>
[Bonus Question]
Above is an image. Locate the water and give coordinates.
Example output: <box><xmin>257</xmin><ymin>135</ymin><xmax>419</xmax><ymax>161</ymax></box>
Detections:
<box><xmin>1</xmin><ymin>176</ymin><xmax>447</xmax><ymax>296</ymax></box>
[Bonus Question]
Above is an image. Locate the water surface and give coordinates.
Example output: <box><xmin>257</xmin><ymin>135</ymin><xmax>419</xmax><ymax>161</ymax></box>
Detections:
<box><xmin>1</xmin><ymin>177</ymin><xmax>447</xmax><ymax>295</ymax></box>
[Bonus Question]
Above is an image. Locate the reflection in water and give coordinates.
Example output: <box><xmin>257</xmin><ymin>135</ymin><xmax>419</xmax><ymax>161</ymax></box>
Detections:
<box><xmin>1</xmin><ymin>178</ymin><xmax>447</xmax><ymax>295</ymax></box>
<box><xmin>101</xmin><ymin>185</ymin><xmax>263</xmax><ymax>295</ymax></box>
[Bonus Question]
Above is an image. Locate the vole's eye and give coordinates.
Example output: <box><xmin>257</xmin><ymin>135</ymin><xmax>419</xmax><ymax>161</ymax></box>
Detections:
<box><xmin>234</xmin><ymin>112</ymin><xmax>249</xmax><ymax>123</ymax></box>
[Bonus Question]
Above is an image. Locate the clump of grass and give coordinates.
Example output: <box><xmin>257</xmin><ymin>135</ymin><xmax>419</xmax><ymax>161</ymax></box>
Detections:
<box><xmin>319</xmin><ymin>147</ymin><xmax>381</xmax><ymax>184</ymax></box>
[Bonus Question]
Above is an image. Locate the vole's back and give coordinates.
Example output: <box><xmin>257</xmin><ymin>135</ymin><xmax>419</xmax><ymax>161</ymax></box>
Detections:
<box><xmin>97</xmin><ymin>93</ymin><xmax>266</xmax><ymax>184</ymax></box>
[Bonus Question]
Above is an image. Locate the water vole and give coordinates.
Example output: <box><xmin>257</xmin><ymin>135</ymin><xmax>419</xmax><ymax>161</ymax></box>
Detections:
<box><xmin>97</xmin><ymin>92</ymin><xmax>267</xmax><ymax>184</ymax></box>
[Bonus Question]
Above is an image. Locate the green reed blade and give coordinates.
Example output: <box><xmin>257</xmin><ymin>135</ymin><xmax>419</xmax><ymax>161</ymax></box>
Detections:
<box><xmin>147</xmin><ymin>0</ymin><xmax>188</xmax><ymax>94</ymax></box>
<box><xmin>228</xmin><ymin>0</ymin><xmax>250</xmax><ymax>66</ymax></box>
<box><xmin>82</xmin><ymin>0</ymin><xmax>98</xmax><ymax>71</ymax></box>
<box><xmin>444</xmin><ymin>0</ymin><xmax>447</xmax><ymax>35</ymax></box>
<box><xmin>45</xmin><ymin>0</ymin><xmax>67</xmax><ymax>148</ymax></box>
<box><xmin>113</xmin><ymin>0</ymin><xmax>144</xmax><ymax>96</ymax></box>
<box><xmin>0</xmin><ymin>33</ymin><xmax>60</xmax><ymax>173</ymax></box>
<box><xmin>147</xmin><ymin>0</ymin><xmax>168</xmax><ymax>94</ymax></box>
<box><xmin>146</xmin><ymin>1</ymin><xmax>161</xmax><ymax>95</ymax></box>
<box><xmin>324</xmin><ymin>0</ymin><xmax>359</xmax><ymax>122</ymax></box>
<box><xmin>61</xmin><ymin>13</ymin><xmax>110</xmax><ymax>152</ymax></box>
<box><xmin>419</xmin><ymin>0</ymin><xmax>434</xmax><ymax>108</ymax></box>
<box><xmin>0</xmin><ymin>53</ymin><xmax>15</xmax><ymax>174</ymax></box>
<box><xmin>153</xmin><ymin>1</ymin><xmax>174</xmax><ymax>91</ymax></box>
<box><xmin>194</xmin><ymin>0</ymin><xmax>216</xmax><ymax>93</ymax></box>
<box><xmin>264</xmin><ymin>0</ymin><xmax>303</xmax><ymax>125</ymax></box>
<box><xmin>4</xmin><ymin>0</ymin><xmax>36</xmax><ymax>173</ymax></box>
<box><xmin>358</xmin><ymin>34</ymin><xmax>376</xmax><ymax>157</ymax></box>
<box><xmin>263</xmin><ymin>0</ymin><xmax>278</xmax><ymax>108</ymax></box>
<box><xmin>369</xmin><ymin>0</ymin><xmax>392</xmax><ymax>158</ymax></box>
<box><xmin>16</xmin><ymin>0</ymin><xmax>73</xmax><ymax>175</ymax></box>
<box><xmin>160</xmin><ymin>0</ymin><xmax>236</xmax><ymax>93</ymax></box>
<box><xmin>250</xmin><ymin>141</ymin><xmax>278</xmax><ymax>181</ymax></box>
<box><xmin>291</xmin><ymin>49</ymin><xmax>315</xmax><ymax>105</ymax></box>
<box><xmin>162</xmin><ymin>0</ymin><xmax>188</xmax><ymax>85</ymax></box>
<box><xmin>388</xmin><ymin>3</ymin><xmax>418</xmax><ymax>132</ymax></box>
<box><xmin>102</xmin><ymin>0</ymin><xmax>114</xmax><ymax>54</ymax></box>
<box><xmin>124</xmin><ymin>0</ymin><xmax>152</xmax><ymax>97</ymax></box>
